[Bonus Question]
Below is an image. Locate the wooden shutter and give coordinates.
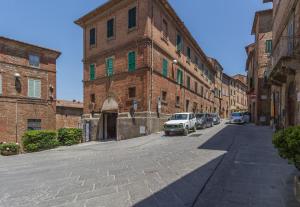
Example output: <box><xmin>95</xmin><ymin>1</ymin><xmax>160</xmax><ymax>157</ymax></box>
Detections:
<box><xmin>35</xmin><ymin>80</ymin><xmax>41</xmax><ymax>98</ymax></box>
<box><xmin>128</xmin><ymin>52</ymin><xmax>136</xmax><ymax>72</ymax></box>
<box><xmin>90</xmin><ymin>64</ymin><xmax>95</xmax><ymax>80</ymax></box>
<box><xmin>106</xmin><ymin>58</ymin><xmax>113</xmax><ymax>76</ymax></box>
<box><xmin>28</xmin><ymin>79</ymin><xmax>35</xmax><ymax>97</ymax></box>
<box><xmin>162</xmin><ymin>59</ymin><xmax>168</xmax><ymax>77</ymax></box>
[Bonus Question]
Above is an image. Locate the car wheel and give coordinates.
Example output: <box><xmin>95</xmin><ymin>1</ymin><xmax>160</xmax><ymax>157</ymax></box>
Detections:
<box><xmin>183</xmin><ymin>128</ymin><xmax>188</xmax><ymax>136</ymax></box>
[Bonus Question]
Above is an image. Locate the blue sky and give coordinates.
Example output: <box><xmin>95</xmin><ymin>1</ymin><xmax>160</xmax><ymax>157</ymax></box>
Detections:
<box><xmin>0</xmin><ymin>0</ymin><xmax>271</xmax><ymax>101</ymax></box>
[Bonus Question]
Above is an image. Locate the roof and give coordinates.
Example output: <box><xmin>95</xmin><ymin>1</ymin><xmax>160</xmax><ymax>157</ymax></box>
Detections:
<box><xmin>56</xmin><ymin>100</ymin><xmax>83</xmax><ymax>109</ymax></box>
<box><xmin>251</xmin><ymin>9</ymin><xmax>273</xmax><ymax>35</ymax></box>
<box><xmin>0</xmin><ymin>36</ymin><xmax>61</xmax><ymax>58</ymax></box>
<box><xmin>74</xmin><ymin>0</ymin><xmax>214</xmax><ymax>70</ymax></box>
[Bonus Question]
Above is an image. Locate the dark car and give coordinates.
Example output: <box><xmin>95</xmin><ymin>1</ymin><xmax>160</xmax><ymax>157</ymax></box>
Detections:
<box><xmin>195</xmin><ymin>113</ymin><xmax>214</xmax><ymax>129</ymax></box>
<box><xmin>211</xmin><ymin>113</ymin><xmax>221</xmax><ymax>125</ymax></box>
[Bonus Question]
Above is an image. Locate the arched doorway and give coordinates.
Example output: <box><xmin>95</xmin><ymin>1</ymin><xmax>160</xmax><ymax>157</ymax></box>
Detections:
<box><xmin>101</xmin><ymin>97</ymin><xmax>119</xmax><ymax>140</ymax></box>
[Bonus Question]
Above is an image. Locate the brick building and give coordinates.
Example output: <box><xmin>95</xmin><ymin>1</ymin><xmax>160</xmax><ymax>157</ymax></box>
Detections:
<box><xmin>246</xmin><ymin>9</ymin><xmax>272</xmax><ymax>125</ymax></box>
<box><xmin>209</xmin><ymin>58</ymin><xmax>223</xmax><ymax>115</ymax></box>
<box><xmin>221</xmin><ymin>73</ymin><xmax>231</xmax><ymax>118</ymax></box>
<box><xmin>0</xmin><ymin>36</ymin><xmax>60</xmax><ymax>143</ymax></box>
<box><xmin>229</xmin><ymin>76</ymin><xmax>248</xmax><ymax>113</ymax></box>
<box><xmin>75</xmin><ymin>0</ymin><xmax>219</xmax><ymax>141</ymax></box>
<box><xmin>56</xmin><ymin>100</ymin><xmax>83</xmax><ymax>129</ymax></box>
<box><xmin>263</xmin><ymin>0</ymin><xmax>300</xmax><ymax>128</ymax></box>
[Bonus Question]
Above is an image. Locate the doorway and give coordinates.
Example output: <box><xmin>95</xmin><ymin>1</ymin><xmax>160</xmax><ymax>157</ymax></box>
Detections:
<box><xmin>103</xmin><ymin>112</ymin><xmax>118</xmax><ymax>140</ymax></box>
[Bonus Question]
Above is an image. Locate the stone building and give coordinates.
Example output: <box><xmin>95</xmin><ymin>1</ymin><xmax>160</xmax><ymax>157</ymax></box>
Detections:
<box><xmin>229</xmin><ymin>76</ymin><xmax>248</xmax><ymax>113</ymax></box>
<box><xmin>0</xmin><ymin>36</ymin><xmax>60</xmax><ymax>143</ymax></box>
<box><xmin>56</xmin><ymin>100</ymin><xmax>83</xmax><ymax>129</ymax></box>
<box><xmin>264</xmin><ymin>0</ymin><xmax>300</xmax><ymax>127</ymax></box>
<box><xmin>75</xmin><ymin>0</ymin><xmax>218</xmax><ymax>141</ymax></box>
<box><xmin>246</xmin><ymin>9</ymin><xmax>272</xmax><ymax>125</ymax></box>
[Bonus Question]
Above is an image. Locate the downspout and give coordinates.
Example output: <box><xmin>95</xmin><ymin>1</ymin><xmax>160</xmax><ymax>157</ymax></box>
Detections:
<box><xmin>148</xmin><ymin>0</ymin><xmax>154</xmax><ymax>134</ymax></box>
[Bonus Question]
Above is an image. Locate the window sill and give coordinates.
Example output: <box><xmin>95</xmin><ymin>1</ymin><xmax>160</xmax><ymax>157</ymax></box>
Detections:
<box><xmin>107</xmin><ymin>36</ymin><xmax>116</xmax><ymax>41</ymax></box>
<box><xmin>161</xmin><ymin>36</ymin><xmax>169</xmax><ymax>44</ymax></box>
<box><xmin>176</xmin><ymin>50</ymin><xmax>182</xmax><ymax>57</ymax></box>
<box><xmin>175</xmin><ymin>104</ymin><xmax>180</xmax><ymax>108</ymax></box>
<box><xmin>186</xmin><ymin>60</ymin><xmax>191</xmax><ymax>65</ymax></box>
<box><xmin>128</xmin><ymin>27</ymin><xmax>137</xmax><ymax>33</ymax></box>
<box><xmin>89</xmin><ymin>44</ymin><xmax>97</xmax><ymax>49</ymax></box>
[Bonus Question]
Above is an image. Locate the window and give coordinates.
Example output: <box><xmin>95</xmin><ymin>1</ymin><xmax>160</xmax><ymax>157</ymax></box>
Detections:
<box><xmin>195</xmin><ymin>82</ymin><xmax>198</xmax><ymax>93</ymax></box>
<box><xmin>176</xmin><ymin>96</ymin><xmax>180</xmax><ymax>106</ymax></box>
<box><xmin>107</xmin><ymin>18</ymin><xmax>114</xmax><ymax>38</ymax></box>
<box><xmin>201</xmin><ymin>86</ymin><xmax>204</xmax><ymax>96</ymax></box>
<box><xmin>177</xmin><ymin>69</ymin><xmax>183</xmax><ymax>85</ymax></box>
<box><xmin>162</xmin><ymin>58</ymin><xmax>168</xmax><ymax>77</ymax></box>
<box><xmin>176</xmin><ymin>34</ymin><xmax>183</xmax><ymax>52</ymax></box>
<box><xmin>187</xmin><ymin>47</ymin><xmax>191</xmax><ymax>61</ymax></box>
<box><xmin>195</xmin><ymin>56</ymin><xmax>199</xmax><ymax>66</ymax></box>
<box><xmin>128</xmin><ymin>87</ymin><xmax>136</xmax><ymax>98</ymax></box>
<box><xmin>106</xmin><ymin>57</ymin><xmax>114</xmax><ymax>77</ymax></box>
<box><xmin>89</xmin><ymin>64</ymin><xmax>95</xmax><ymax>80</ymax></box>
<box><xmin>128</xmin><ymin>51</ymin><xmax>136</xmax><ymax>72</ymax></box>
<box><xmin>128</xmin><ymin>7</ymin><xmax>137</xmax><ymax>29</ymax></box>
<box><xmin>186</xmin><ymin>100</ymin><xmax>190</xmax><ymax>112</ymax></box>
<box><xmin>89</xmin><ymin>28</ymin><xmax>96</xmax><ymax>46</ymax></box>
<box><xmin>27</xmin><ymin>119</ymin><xmax>41</xmax><ymax>131</ymax></box>
<box><xmin>29</xmin><ymin>54</ymin><xmax>40</xmax><ymax>68</ymax></box>
<box><xmin>162</xmin><ymin>19</ymin><xmax>168</xmax><ymax>38</ymax></box>
<box><xmin>28</xmin><ymin>79</ymin><xmax>41</xmax><ymax>98</ymax></box>
<box><xmin>187</xmin><ymin>76</ymin><xmax>191</xmax><ymax>89</ymax></box>
<box><xmin>0</xmin><ymin>74</ymin><xmax>2</xmax><ymax>95</ymax></box>
<box><xmin>265</xmin><ymin>40</ymin><xmax>272</xmax><ymax>53</ymax></box>
<box><xmin>161</xmin><ymin>91</ymin><xmax>167</xmax><ymax>102</ymax></box>
<box><xmin>90</xmin><ymin>94</ymin><xmax>95</xmax><ymax>103</ymax></box>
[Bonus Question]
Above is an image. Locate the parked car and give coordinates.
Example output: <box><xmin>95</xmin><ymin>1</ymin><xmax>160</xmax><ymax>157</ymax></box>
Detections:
<box><xmin>211</xmin><ymin>113</ymin><xmax>221</xmax><ymax>125</ymax></box>
<box><xmin>243</xmin><ymin>112</ymin><xmax>251</xmax><ymax>123</ymax></box>
<box><xmin>230</xmin><ymin>112</ymin><xmax>245</xmax><ymax>124</ymax></box>
<box><xmin>195</xmin><ymin>113</ymin><xmax>214</xmax><ymax>129</ymax></box>
<box><xmin>164</xmin><ymin>113</ymin><xmax>197</xmax><ymax>136</ymax></box>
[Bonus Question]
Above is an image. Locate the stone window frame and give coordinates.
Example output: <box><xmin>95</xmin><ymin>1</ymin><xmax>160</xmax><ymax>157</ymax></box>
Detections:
<box><xmin>89</xmin><ymin>27</ymin><xmax>97</xmax><ymax>48</ymax></box>
<box><xmin>128</xmin><ymin>5</ymin><xmax>138</xmax><ymax>32</ymax></box>
<box><xmin>28</xmin><ymin>53</ymin><xmax>40</xmax><ymax>68</ymax></box>
<box><xmin>107</xmin><ymin>17</ymin><xmax>116</xmax><ymax>41</ymax></box>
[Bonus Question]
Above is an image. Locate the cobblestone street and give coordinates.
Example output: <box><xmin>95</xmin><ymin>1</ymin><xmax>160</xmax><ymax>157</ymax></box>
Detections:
<box><xmin>0</xmin><ymin>123</ymin><xmax>298</xmax><ymax>207</ymax></box>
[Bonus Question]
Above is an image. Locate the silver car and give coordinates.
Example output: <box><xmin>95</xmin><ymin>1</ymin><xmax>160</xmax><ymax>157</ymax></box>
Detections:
<box><xmin>230</xmin><ymin>112</ymin><xmax>245</xmax><ymax>124</ymax></box>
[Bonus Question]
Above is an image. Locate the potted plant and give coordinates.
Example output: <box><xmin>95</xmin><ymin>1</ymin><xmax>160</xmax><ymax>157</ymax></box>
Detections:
<box><xmin>0</xmin><ymin>142</ymin><xmax>20</xmax><ymax>156</ymax></box>
<box><xmin>273</xmin><ymin>126</ymin><xmax>300</xmax><ymax>202</ymax></box>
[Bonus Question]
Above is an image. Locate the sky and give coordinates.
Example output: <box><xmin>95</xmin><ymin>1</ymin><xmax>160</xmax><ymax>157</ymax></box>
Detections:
<box><xmin>0</xmin><ymin>0</ymin><xmax>272</xmax><ymax>101</ymax></box>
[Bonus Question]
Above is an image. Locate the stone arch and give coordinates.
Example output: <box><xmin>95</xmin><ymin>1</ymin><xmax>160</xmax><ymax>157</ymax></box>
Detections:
<box><xmin>101</xmin><ymin>96</ymin><xmax>119</xmax><ymax>112</ymax></box>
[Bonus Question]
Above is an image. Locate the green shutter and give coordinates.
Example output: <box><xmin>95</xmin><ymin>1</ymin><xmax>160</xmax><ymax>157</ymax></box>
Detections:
<box><xmin>90</xmin><ymin>64</ymin><xmax>95</xmax><ymax>80</ymax></box>
<box><xmin>128</xmin><ymin>51</ymin><xmax>136</xmax><ymax>72</ymax></box>
<box><xmin>162</xmin><ymin>59</ymin><xmax>168</xmax><ymax>77</ymax></box>
<box><xmin>35</xmin><ymin>80</ymin><xmax>41</xmax><ymax>98</ymax></box>
<box><xmin>28</xmin><ymin>79</ymin><xmax>35</xmax><ymax>97</ymax></box>
<box><xmin>266</xmin><ymin>40</ymin><xmax>272</xmax><ymax>53</ymax></box>
<box><xmin>106</xmin><ymin>58</ymin><xmax>113</xmax><ymax>76</ymax></box>
<box><xmin>177</xmin><ymin>69</ymin><xmax>183</xmax><ymax>85</ymax></box>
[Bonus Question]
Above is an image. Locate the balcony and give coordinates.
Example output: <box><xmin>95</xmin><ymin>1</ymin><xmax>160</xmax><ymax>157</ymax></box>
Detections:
<box><xmin>268</xmin><ymin>36</ymin><xmax>300</xmax><ymax>84</ymax></box>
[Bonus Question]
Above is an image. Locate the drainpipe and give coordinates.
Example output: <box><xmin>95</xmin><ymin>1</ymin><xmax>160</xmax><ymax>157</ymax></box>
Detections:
<box><xmin>15</xmin><ymin>100</ymin><xmax>18</xmax><ymax>143</ymax></box>
<box><xmin>148</xmin><ymin>0</ymin><xmax>154</xmax><ymax>134</ymax></box>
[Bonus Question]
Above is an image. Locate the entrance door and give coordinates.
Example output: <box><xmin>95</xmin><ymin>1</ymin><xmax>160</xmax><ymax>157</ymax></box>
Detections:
<box><xmin>103</xmin><ymin>113</ymin><xmax>117</xmax><ymax>140</ymax></box>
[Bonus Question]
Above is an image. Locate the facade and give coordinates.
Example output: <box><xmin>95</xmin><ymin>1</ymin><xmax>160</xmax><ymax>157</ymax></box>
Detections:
<box><xmin>264</xmin><ymin>0</ymin><xmax>300</xmax><ymax>128</ymax></box>
<box><xmin>56</xmin><ymin>100</ymin><xmax>83</xmax><ymax>129</ymax></box>
<box><xmin>246</xmin><ymin>9</ymin><xmax>272</xmax><ymax>125</ymax></box>
<box><xmin>0</xmin><ymin>36</ymin><xmax>60</xmax><ymax>143</ymax></box>
<box><xmin>221</xmin><ymin>73</ymin><xmax>231</xmax><ymax>118</ymax></box>
<box><xmin>75</xmin><ymin>0</ymin><xmax>219</xmax><ymax>141</ymax></box>
<box><xmin>209</xmin><ymin>58</ymin><xmax>223</xmax><ymax>115</ymax></box>
<box><xmin>229</xmin><ymin>76</ymin><xmax>248</xmax><ymax>113</ymax></box>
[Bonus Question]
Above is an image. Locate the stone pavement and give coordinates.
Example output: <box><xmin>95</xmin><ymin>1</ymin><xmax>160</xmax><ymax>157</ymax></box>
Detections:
<box><xmin>0</xmin><ymin>123</ymin><xmax>298</xmax><ymax>207</ymax></box>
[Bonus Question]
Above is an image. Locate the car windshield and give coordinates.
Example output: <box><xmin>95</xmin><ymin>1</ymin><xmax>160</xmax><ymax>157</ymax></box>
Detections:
<box><xmin>196</xmin><ymin>114</ymin><xmax>205</xmax><ymax>118</ymax></box>
<box><xmin>171</xmin><ymin>114</ymin><xmax>188</xmax><ymax>120</ymax></box>
<box><xmin>232</xmin><ymin>112</ymin><xmax>242</xmax><ymax>117</ymax></box>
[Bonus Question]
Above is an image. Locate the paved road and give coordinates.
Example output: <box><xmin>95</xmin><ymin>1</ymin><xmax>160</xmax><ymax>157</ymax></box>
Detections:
<box><xmin>0</xmin><ymin>122</ymin><xmax>298</xmax><ymax>207</ymax></box>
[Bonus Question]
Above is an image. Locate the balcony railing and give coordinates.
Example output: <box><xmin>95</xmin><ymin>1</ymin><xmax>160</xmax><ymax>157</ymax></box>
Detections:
<box><xmin>272</xmin><ymin>35</ymin><xmax>300</xmax><ymax>68</ymax></box>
